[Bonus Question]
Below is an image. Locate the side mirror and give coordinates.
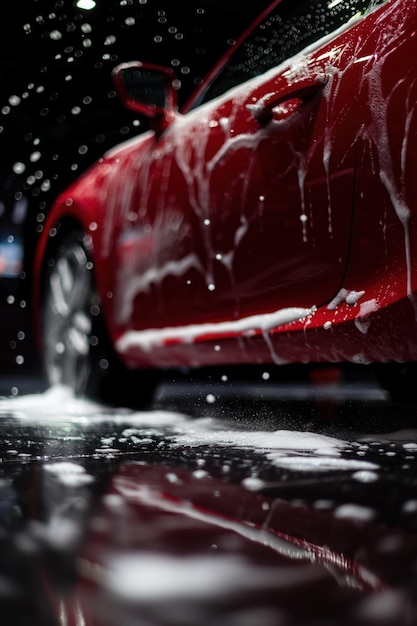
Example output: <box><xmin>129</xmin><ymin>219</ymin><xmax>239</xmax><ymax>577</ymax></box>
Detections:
<box><xmin>112</xmin><ymin>61</ymin><xmax>178</xmax><ymax>132</ymax></box>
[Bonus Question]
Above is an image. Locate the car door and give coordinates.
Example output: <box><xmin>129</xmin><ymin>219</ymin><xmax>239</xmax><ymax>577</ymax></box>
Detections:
<box><xmin>116</xmin><ymin>0</ymin><xmax>389</xmax><ymax>335</ymax></box>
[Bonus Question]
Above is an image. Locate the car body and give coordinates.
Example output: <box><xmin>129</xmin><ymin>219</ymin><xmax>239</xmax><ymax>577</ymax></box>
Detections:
<box><xmin>33</xmin><ymin>0</ymin><xmax>417</xmax><ymax>401</ymax></box>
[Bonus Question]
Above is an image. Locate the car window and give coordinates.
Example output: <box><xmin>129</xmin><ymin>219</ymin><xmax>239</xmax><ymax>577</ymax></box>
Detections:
<box><xmin>195</xmin><ymin>0</ymin><xmax>389</xmax><ymax>107</ymax></box>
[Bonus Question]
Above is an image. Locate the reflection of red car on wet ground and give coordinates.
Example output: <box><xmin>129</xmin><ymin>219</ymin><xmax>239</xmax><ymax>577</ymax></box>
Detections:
<box><xmin>44</xmin><ymin>462</ymin><xmax>414</xmax><ymax>626</ymax></box>
<box><xmin>34</xmin><ymin>0</ymin><xmax>417</xmax><ymax>403</ymax></box>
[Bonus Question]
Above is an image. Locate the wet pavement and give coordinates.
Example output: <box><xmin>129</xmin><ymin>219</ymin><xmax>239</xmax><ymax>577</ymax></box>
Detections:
<box><xmin>0</xmin><ymin>370</ymin><xmax>417</xmax><ymax>625</ymax></box>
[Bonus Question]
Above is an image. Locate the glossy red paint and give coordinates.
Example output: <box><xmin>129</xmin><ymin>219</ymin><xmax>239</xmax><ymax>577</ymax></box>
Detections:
<box><xmin>34</xmin><ymin>0</ymin><xmax>417</xmax><ymax>373</ymax></box>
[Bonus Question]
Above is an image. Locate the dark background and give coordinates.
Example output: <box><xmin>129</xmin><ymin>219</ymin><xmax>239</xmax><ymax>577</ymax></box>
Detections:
<box><xmin>0</xmin><ymin>0</ymin><xmax>270</xmax><ymax>377</ymax></box>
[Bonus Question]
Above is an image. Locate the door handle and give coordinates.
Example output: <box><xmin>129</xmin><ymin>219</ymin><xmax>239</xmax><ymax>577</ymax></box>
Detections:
<box><xmin>246</xmin><ymin>76</ymin><xmax>326</xmax><ymax>124</ymax></box>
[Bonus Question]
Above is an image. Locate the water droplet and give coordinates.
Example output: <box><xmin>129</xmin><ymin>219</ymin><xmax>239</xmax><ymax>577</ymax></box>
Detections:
<box><xmin>9</xmin><ymin>95</ymin><xmax>21</xmax><ymax>106</ymax></box>
<box><xmin>50</xmin><ymin>30</ymin><xmax>62</xmax><ymax>40</ymax></box>
<box><xmin>13</xmin><ymin>162</ymin><xmax>26</xmax><ymax>175</ymax></box>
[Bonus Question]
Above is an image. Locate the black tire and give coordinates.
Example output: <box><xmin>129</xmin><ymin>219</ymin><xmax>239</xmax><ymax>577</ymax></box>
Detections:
<box><xmin>41</xmin><ymin>231</ymin><xmax>158</xmax><ymax>407</ymax></box>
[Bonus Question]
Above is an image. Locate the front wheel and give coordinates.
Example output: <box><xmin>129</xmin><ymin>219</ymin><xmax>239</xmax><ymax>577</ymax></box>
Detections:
<box><xmin>41</xmin><ymin>231</ymin><xmax>157</xmax><ymax>406</ymax></box>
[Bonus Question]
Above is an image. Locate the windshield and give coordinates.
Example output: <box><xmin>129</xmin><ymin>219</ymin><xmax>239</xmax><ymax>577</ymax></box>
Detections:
<box><xmin>193</xmin><ymin>0</ymin><xmax>389</xmax><ymax>107</ymax></box>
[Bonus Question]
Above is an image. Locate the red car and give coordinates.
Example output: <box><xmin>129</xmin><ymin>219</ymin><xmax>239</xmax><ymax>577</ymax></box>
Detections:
<box><xmin>34</xmin><ymin>0</ymin><xmax>417</xmax><ymax>404</ymax></box>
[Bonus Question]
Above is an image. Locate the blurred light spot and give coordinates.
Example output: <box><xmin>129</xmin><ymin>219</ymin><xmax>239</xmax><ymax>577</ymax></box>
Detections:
<box><xmin>9</xmin><ymin>95</ymin><xmax>21</xmax><ymax>106</ymax></box>
<box><xmin>50</xmin><ymin>30</ymin><xmax>62</xmax><ymax>40</ymax></box>
<box><xmin>76</xmin><ymin>0</ymin><xmax>97</xmax><ymax>10</ymax></box>
<box><xmin>13</xmin><ymin>162</ymin><xmax>26</xmax><ymax>175</ymax></box>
